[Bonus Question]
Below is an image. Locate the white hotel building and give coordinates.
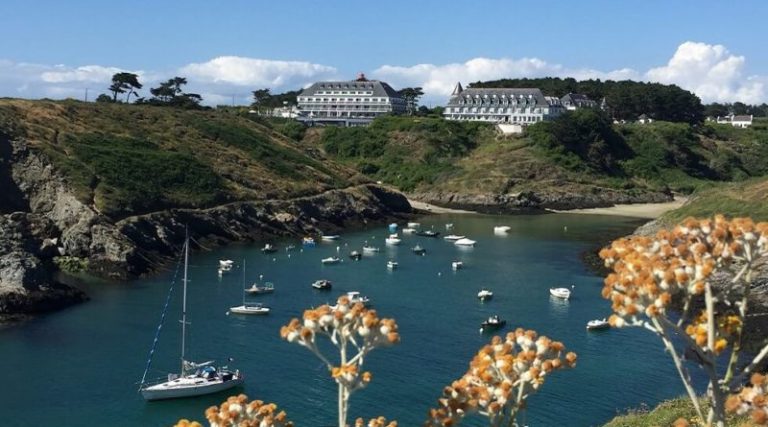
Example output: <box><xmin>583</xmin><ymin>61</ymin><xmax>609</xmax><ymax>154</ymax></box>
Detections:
<box><xmin>443</xmin><ymin>83</ymin><xmax>565</xmax><ymax>131</ymax></box>
<box><xmin>297</xmin><ymin>74</ymin><xmax>406</xmax><ymax>125</ymax></box>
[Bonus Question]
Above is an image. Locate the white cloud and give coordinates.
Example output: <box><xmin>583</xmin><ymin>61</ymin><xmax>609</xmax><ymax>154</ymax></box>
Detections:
<box><xmin>645</xmin><ymin>41</ymin><xmax>765</xmax><ymax>104</ymax></box>
<box><xmin>41</xmin><ymin>65</ymin><xmax>136</xmax><ymax>83</ymax></box>
<box><xmin>180</xmin><ymin>56</ymin><xmax>337</xmax><ymax>87</ymax></box>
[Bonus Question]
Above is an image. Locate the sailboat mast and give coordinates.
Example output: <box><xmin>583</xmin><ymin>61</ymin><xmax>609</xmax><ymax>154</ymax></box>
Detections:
<box><xmin>242</xmin><ymin>259</ymin><xmax>246</xmax><ymax>305</ymax></box>
<box><xmin>180</xmin><ymin>230</ymin><xmax>189</xmax><ymax>374</ymax></box>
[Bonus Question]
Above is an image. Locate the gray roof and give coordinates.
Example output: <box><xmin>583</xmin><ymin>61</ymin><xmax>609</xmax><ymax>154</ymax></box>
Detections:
<box><xmin>446</xmin><ymin>88</ymin><xmax>551</xmax><ymax>107</ymax></box>
<box><xmin>300</xmin><ymin>79</ymin><xmax>402</xmax><ymax>99</ymax></box>
<box><xmin>561</xmin><ymin>93</ymin><xmax>593</xmax><ymax>103</ymax></box>
<box><xmin>733</xmin><ymin>115</ymin><xmax>753</xmax><ymax>121</ymax></box>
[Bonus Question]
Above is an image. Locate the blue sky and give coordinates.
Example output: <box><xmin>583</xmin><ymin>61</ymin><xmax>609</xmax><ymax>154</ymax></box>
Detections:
<box><xmin>1</xmin><ymin>0</ymin><xmax>766</xmax><ymax>104</ymax></box>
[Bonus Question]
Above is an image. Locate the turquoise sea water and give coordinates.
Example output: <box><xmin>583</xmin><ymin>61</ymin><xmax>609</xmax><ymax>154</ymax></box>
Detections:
<box><xmin>0</xmin><ymin>213</ymin><xmax>707</xmax><ymax>426</ymax></box>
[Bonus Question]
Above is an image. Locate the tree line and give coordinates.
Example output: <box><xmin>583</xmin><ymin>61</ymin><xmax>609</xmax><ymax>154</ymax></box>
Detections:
<box><xmin>97</xmin><ymin>73</ymin><xmax>204</xmax><ymax>109</ymax></box>
<box><xmin>469</xmin><ymin>77</ymin><xmax>705</xmax><ymax>124</ymax></box>
<box><xmin>704</xmin><ymin>102</ymin><xmax>768</xmax><ymax>118</ymax></box>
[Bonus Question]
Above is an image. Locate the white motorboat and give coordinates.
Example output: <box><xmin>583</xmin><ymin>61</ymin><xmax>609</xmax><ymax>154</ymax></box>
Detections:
<box><xmin>302</xmin><ymin>237</ymin><xmax>316</xmax><ymax>246</ymax></box>
<box><xmin>321</xmin><ymin>256</ymin><xmax>341</xmax><ymax>265</ymax></box>
<box><xmin>219</xmin><ymin>259</ymin><xmax>234</xmax><ymax>268</ymax></box>
<box><xmin>444</xmin><ymin>234</ymin><xmax>465</xmax><ymax>241</ymax></box>
<box><xmin>454</xmin><ymin>238</ymin><xmax>476</xmax><ymax>247</ymax></box>
<box><xmin>451</xmin><ymin>261</ymin><xmax>463</xmax><ymax>270</ymax></box>
<box><xmin>412</xmin><ymin>245</ymin><xmax>426</xmax><ymax>255</ymax></box>
<box><xmin>245</xmin><ymin>281</ymin><xmax>274</xmax><ymax>294</ymax></box>
<box><xmin>261</xmin><ymin>244</ymin><xmax>277</xmax><ymax>253</ymax></box>
<box><xmin>349</xmin><ymin>250</ymin><xmax>362</xmax><ymax>261</ymax></box>
<box><xmin>587</xmin><ymin>318</ymin><xmax>610</xmax><ymax>330</ymax></box>
<box><xmin>387</xmin><ymin>260</ymin><xmax>398</xmax><ymax>270</ymax></box>
<box><xmin>550</xmin><ymin>287</ymin><xmax>572</xmax><ymax>299</ymax></box>
<box><xmin>362</xmin><ymin>245</ymin><xmax>380</xmax><ymax>253</ymax></box>
<box><xmin>346</xmin><ymin>291</ymin><xmax>371</xmax><ymax>306</ymax></box>
<box><xmin>385</xmin><ymin>234</ymin><xmax>402</xmax><ymax>245</ymax></box>
<box><xmin>407</xmin><ymin>222</ymin><xmax>421</xmax><ymax>228</ymax></box>
<box><xmin>312</xmin><ymin>279</ymin><xmax>332</xmax><ymax>290</ymax></box>
<box><xmin>230</xmin><ymin>303</ymin><xmax>270</xmax><ymax>315</ymax></box>
<box><xmin>402</xmin><ymin>227</ymin><xmax>417</xmax><ymax>234</ymax></box>
<box><xmin>477</xmin><ymin>289</ymin><xmax>493</xmax><ymax>301</ymax></box>
<box><xmin>494</xmin><ymin>226</ymin><xmax>511</xmax><ymax>234</ymax></box>
<box><xmin>139</xmin><ymin>233</ymin><xmax>243</xmax><ymax>401</ymax></box>
<box><xmin>480</xmin><ymin>315</ymin><xmax>506</xmax><ymax>332</ymax></box>
<box><xmin>321</xmin><ymin>234</ymin><xmax>341</xmax><ymax>241</ymax></box>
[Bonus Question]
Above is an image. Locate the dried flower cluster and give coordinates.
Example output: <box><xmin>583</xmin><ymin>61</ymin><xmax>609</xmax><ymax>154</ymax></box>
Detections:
<box><xmin>280</xmin><ymin>295</ymin><xmax>400</xmax><ymax>427</ymax></box>
<box><xmin>426</xmin><ymin>329</ymin><xmax>576</xmax><ymax>426</ymax></box>
<box><xmin>174</xmin><ymin>394</ymin><xmax>292</xmax><ymax>427</ymax></box>
<box><xmin>600</xmin><ymin>215</ymin><xmax>768</xmax><ymax>427</ymax></box>
<box><xmin>727</xmin><ymin>373</ymin><xmax>768</xmax><ymax>425</ymax></box>
<box><xmin>354</xmin><ymin>417</ymin><xmax>398</xmax><ymax>427</ymax></box>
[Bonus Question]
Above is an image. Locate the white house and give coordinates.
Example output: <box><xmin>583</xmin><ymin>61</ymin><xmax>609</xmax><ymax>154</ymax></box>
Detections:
<box><xmin>638</xmin><ymin>114</ymin><xmax>653</xmax><ymax>124</ymax></box>
<box><xmin>443</xmin><ymin>83</ymin><xmax>564</xmax><ymax>126</ymax></box>
<box><xmin>716</xmin><ymin>114</ymin><xmax>754</xmax><ymax>128</ymax></box>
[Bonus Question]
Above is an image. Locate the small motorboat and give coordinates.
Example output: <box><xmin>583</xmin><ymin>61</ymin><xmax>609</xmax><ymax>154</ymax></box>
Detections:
<box><xmin>219</xmin><ymin>259</ymin><xmax>235</xmax><ymax>269</ymax></box>
<box><xmin>407</xmin><ymin>222</ymin><xmax>421</xmax><ymax>228</ymax></box>
<box><xmin>587</xmin><ymin>318</ymin><xmax>610</xmax><ymax>330</ymax></box>
<box><xmin>387</xmin><ymin>260</ymin><xmax>398</xmax><ymax>270</ymax></box>
<box><xmin>385</xmin><ymin>234</ymin><xmax>402</xmax><ymax>245</ymax></box>
<box><xmin>480</xmin><ymin>315</ymin><xmax>506</xmax><ymax>332</ymax></box>
<box><xmin>477</xmin><ymin>289</ymin><xmax>493</xmax><ymax>301</ymax></box>
<box><xmin>445</xmin><ymin>223</ymin><xmax>454</xmax><ymax>230</ymax></box>
<box><xmin>454</xmin><ymin>238</ymin><xmax>476</xmax><ymax>247</ymax></box>
<box><xmin>402</xmin><ymin>227</ymin><xmax>417</xmax><ymax>234</ymax></box>
<box><xmin>229</xmin><ymin>303</ymin><xmax>270</xmax><ymax>315</ymax></box>
<box><xmin>349</xmin><ymin>251</ymin><xmax>362</xmax><ymax>261</ymax></box>
<box><xmin>493</xmin><ymin>226</ymin><xmax>511</xmax><ymax>234</ymax></box>
<box><xmin>444</xmin><ymin>234</ymin><xmax>465</xmax><ymax>241</ymax></box>
<box><xmin>362</xmin><ymin>245</ymin><xmax>380</xmax><ymax>253</ymax></box>
<box><xmin>411</xmin><ymin>245</ymin><xmax>426</xmax><ymax>255</ymax></box>
<box><xmin>346</xmin><ymin>291</ymin><xmax>371</xmax><ymax>306</ymax></box>
<box><xmin>261</xmin><ymin>243</ymin><xmax>278</xmax><ymax>253</ymax></box>
<box><xmin>302</xmin><ymin>237</ymin><xmax>316</xmax><ymax>246</ymax></box>
<box><xmin>246</xmin><ymin>281</ymin><xmax>275</xmax><ymax>294</ymax></box>
<box><xmin>417</xmin><ymin>230</ymin><xmax>440</xmax><ymax>238</ymax></box>
<box><xmin>312</xmin><ymin>279</ymin><xmax>332</xmax><ymax>290</ymax></box>
<box><xmin>321</xmin><ymin>256</ymin><xmax>341</xmax><ymax>265</ymax></box>
<box><xmin>452</xmin><ymin>261</ymin><xmax>463</xmax><ymax>270</ymax></box>
<box><xmin>550</xmin><ymin>287</ymin><xmax>572</xmax><ymax>300</ymax></box>
<box><xmin>321</xmin><ymin>235</ymin><xmax>341</xmax><ymax>241</ymax></box>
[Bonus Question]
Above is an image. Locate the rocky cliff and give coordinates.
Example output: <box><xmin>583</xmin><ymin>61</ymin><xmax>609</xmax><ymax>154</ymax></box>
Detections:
<box><xmin>409</xmin><ymin>188</ymin><xmax>672</xmax><ymax>214</ymax></box>
<box><xmin>0</xmin><ymin>135</ymin><xmax>412</xmax><ymax>319</ymax></box>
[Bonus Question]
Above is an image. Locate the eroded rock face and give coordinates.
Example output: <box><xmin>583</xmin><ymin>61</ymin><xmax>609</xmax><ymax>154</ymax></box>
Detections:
<box><xmin>0</xmin><ymin>213</ymin><xmax>87</xmax><ymax>316</ymax></box>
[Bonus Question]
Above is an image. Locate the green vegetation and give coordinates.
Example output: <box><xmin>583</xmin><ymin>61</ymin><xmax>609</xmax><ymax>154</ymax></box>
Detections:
<box><xmin>53</xmin><ymin>256</ymin><xmax>89</xmax><ymax>274</ymax></box>
<box><xmin>0</xmin><ymin>99</ymin><xmax>356</xmax><ymax>219</ymax></box>
<box><xmin>602</xmin><ymin>397</ymin><xmax>749</xmax><ymax>427</ymax></box>
<box><xmin>320</xmin><ymin>116</ymin><xmax>491</xmax><ymax>191</ymax></box>
<box><xmin>662</xmin><ymin>178</ymin><xmax>768</xmax><ymax>223</ymax></box>
<box><xmin>470</xmin><ymin>77</ymin><xmax>704</xmax><ymax>123</ymax></box>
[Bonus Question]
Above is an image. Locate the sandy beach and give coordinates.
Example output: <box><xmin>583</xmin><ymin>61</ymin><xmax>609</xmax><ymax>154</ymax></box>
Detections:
<box><xmin>550</xmin><ymin>197</ymin><xmax>688</xmax><ymax>219</ymax></box>
<box><xmin>407</xmin><ymin>199</ymin><xmax>476</xmax><ymax>214</ymax></box>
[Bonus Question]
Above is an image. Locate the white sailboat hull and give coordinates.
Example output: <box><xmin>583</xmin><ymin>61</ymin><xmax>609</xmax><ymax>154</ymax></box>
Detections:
<box><xmin>142</xmin><ymin>375</ymin><xmax>244</xmax><ymax>401</ymax></box>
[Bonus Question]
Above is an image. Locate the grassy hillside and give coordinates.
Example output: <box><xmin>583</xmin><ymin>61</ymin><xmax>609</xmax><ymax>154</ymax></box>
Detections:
<box><xmin>662</xmin><ymin>177</ymin><xmax>768</xmax><ymax>223</ymax></box>
<box><xmin>0</xmin><ymin>99</ymin><xmax>361</xmax><ymax>218</ymax></box>
<box><xmin>315</xmin><ymin>111</ymin><xmax>768</xmax><ymax>198</ymax></box>
<box><xmin>602</xmin><ymin>397</ymin><xmax>750</xmax><ymax>427</ymax></box>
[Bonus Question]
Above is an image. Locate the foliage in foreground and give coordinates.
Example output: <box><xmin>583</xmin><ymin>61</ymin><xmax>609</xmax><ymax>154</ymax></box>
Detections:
<box><xmin>600</xmin><ymin>215</ymin><xmax>768</xmax><ymax>426</ymax></box>
<box><xmin>602</xmin><ymin>396</ymin><xmax>749</xmax><ymax>427</ymax></box>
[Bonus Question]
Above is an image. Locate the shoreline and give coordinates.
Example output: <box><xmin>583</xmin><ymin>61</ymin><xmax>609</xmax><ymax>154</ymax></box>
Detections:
<box><xmin>407</xmin><ymin>199</ymin><xmax>477</xmax><ymax>214</ymax></box>
<box><xmin>549</xmin><ymin>197</ymin><xmax>687</xmax><ymax>219</ymax></box>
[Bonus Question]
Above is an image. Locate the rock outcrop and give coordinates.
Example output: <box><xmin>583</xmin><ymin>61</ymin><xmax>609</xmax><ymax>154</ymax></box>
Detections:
<box><xmin>410</xmin><ymin>187</ymin><xmax>672</xmax><ymax>214</ymax></box>
<box><xmin>0</xmin><ymin>135</ymin><xmax>412</xmax><ymax>318</ymax></box>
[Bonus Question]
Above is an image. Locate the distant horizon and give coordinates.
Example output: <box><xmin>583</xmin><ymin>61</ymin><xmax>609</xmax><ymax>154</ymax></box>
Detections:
<box><xmin>1</xmin><ymin>0</ymin><xmax>766</xmax><ymax>106</ymax></box>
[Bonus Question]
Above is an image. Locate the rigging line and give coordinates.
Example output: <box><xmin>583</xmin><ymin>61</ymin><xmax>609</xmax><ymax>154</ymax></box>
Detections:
<box><xmin>138</xmin><ymin>249</ymin><xmax>184</xmax><ymax>391</ymax></box>
<box><xmin>189</xmin><ymin>235</ymin><xmax>214</xmax><ymax>252</ymax></box>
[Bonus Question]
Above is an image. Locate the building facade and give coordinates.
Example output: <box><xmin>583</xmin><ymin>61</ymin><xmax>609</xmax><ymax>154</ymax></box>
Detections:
<box><xmin>297</xmin><ymin>74</ymin><xmax>406</xmax><ymax>125</ymax></box>
<box><xmin>560</xmin><ymin>93</ymin><xmax>598</xmax><ymax>110</ymax></box>
<box><xmin>442</xmin><ymin>83</ymin><xmax>564</xmax><ymax>129</ymax></box>
<box><xmin>716</xmin><ymin>114</ymin><xmax>753</xmax><ymax>128</ymax></box>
